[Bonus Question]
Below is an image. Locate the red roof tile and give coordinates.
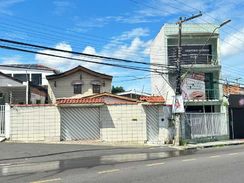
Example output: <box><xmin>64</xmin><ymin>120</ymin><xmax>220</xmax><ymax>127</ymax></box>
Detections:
<box><xmin>140</xmin><ymin>96</ymin><xmax>165</xmax><ymax>103</ymax></box>
<box><xmin>56</xmin><ymin>98</ymin><xmax>104</xmax><ymax>105</ymax></box>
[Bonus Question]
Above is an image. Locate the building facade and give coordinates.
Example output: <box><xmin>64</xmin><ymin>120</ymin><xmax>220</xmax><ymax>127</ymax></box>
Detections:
<box><xmin>0</xmin><ymin>72</ymin><xmax>46</xmax><ymax>104</ymax></box>
<box><xmin>150</xmin><ymin>24</ymin><xmax>228</xmax><ymax>140</ymax></box>
<box><xmin>0</xmin><ymin>64</ymin><xmax>57</xmax><ymax>86</ymax></box>
<box><xmin>46</xmin><ymin>65</ymin><xmax>112</xmax><ymax>103</ymax></box>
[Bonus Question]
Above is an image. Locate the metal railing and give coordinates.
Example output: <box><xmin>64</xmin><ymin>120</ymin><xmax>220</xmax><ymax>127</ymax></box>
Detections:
<box><xmin>205</xmin><ymin>89</ymin><xmax>219</xmax><ymax>100</ymax></box>
<box><xmin>183</xmin><ymin>113</ymin><xmax>227</xmax><ymax>139</ymax></box>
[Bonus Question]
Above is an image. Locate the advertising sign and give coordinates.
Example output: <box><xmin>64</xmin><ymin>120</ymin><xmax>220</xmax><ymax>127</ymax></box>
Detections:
<box><xmin>168</xmin><ymin>45</ymin><xmax>212</xmax><ymax>65</ymax></box>
<box><xmin>172</xmin><ymin>95</ymin><xmax>185</xmax><ymax>113</ymax></box>
<box><xmin>181</xmin><ymin>73</ymin><xmax>206</xmax><ymax>100</ymax></box>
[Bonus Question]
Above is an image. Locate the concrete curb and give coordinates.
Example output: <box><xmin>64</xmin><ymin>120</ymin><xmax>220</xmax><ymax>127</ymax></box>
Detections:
<box><xmin>170</xmin><ymin>140</ymin><xmax>244</xmax><ymax>150</ymax></box>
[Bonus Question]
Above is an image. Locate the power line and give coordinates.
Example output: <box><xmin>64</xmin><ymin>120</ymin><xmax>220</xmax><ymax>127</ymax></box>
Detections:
<box><xmin>0</xmin><ymin>44</ymin><xmax>170</xmax><ymax>75</ymax></box>
<box><xmin>0</xmin><ymin>38</ymin><xmax>173</xmax><ymax>69</ymax></box>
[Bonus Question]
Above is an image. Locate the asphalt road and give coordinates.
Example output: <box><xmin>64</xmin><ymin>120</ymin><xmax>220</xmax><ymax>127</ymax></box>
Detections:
<box><xmin>0</xmin><ymin>143</ymin><xmax>244</xmax><ymax>183</ymax></box>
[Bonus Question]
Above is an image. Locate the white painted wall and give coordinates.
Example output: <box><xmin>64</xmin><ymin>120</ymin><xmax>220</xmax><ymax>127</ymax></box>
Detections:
<box><xmin>100</xmin><ymin>104</ymin><xmax>147</xmax><ymax>143</ymax></box>
<box><xmin>48</xmin><ymin>71</ymin><xmax>112</xmax><ymax>103</ymax></box>
<box><xmin>10</xmin><ymin>105</ymin><xmax>60</xmax><ymax>141</ymax></box>
<box><xmin>150</xmin><ymin>27</ymin><xmax>175</xmax><ymax>104</ymax></box>
<box><xmin>0</xmin><ymin>66</ymin><xmax>55</xmax><ymax>85</ymax></box>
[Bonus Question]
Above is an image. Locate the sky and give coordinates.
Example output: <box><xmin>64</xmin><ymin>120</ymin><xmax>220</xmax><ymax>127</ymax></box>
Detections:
<box><xmin>0</xmin><ymin>0</ymin><xmax>243</xmax><ymax>92</ymax></box>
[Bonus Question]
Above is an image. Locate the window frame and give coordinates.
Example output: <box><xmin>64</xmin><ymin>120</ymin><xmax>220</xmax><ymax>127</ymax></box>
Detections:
<box><xmin>92</xmin><ymin>84</ymin><xmax>101</xmax><ymax>94</ymax></box>
<box><xmin>73</xmin><ymin>84</ymin><xmax>82</xmax><ymax>94</ymax></box>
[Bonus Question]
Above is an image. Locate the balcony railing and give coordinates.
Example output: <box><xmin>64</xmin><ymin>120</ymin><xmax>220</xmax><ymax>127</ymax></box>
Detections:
<box><xmin>205</xmin><ymin>89</ymin><xmax>219</xmax><ymax>100</ymax></box>
<box><xmin>168</xmin><ymin>55</ymin><xmax>218</xmax><ymax>66</ymax></box>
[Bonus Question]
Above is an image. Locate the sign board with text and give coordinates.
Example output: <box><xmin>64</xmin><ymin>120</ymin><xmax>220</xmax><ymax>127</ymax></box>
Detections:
<box><xmin>181</xmin><ymin>73</ymin><xmax>206</xmax><ymax>100</ymax></box>
<box><xmin>168</xmin><ymin>45</ymin><xmax>212</xmax><ymax>65</ymax></box>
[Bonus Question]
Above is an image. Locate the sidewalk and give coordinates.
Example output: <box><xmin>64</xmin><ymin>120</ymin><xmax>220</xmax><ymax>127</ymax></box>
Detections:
<box><xmin>172</xmin><ymin>139</ymin><xmax>244</xmax><ymax>150</ymax></box>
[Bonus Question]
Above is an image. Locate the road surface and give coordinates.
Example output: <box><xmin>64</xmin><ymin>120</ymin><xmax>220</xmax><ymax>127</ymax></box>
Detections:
<box><xmin>0</xmin><ymin>143</ymin><xmax>244</xmax><ymax>183</ymax></box>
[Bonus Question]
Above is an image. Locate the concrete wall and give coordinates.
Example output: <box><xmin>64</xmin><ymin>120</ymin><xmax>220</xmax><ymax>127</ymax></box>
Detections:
<box><xmin>48</xmin><ymin>71</ymin><xmax>112</xmax><ymax>103</ymax></box>
<box><xmin>150</xmin><ymin>23</ymin><xmax>221</xmax><ymax>105</ymax></box>
<box><xmin>100</xmin><ymin>104</ymin><xmax>147</xmax><ymax>143</ymax></box>
<box><xmin>150</xmin><ymin>27</ymin><xmax>175</xmax><ymax>104</ymax></box>
<box><xmin>0</xmin><ymin>66</ymin><xmax>55</xmax><ymax>86</ymax></box>
<box><xmin>10</xmin><ymin>105</ymin><xmax>60</xmax><ymax>141</ymax></box>
<box><xmin>7</xmin><ymin>104</ymin><xmax>173</xmax><ymax>144</ymax></box>
<box><xmin>158</xmin><ymin>105</ymin><xmax>174</xmax><ymax>143</ymax></box>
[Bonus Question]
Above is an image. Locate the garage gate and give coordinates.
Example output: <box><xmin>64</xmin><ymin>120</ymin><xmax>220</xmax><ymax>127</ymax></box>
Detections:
<box><xmin>146</xmin><ymin>106</ymin><xmax>159</xmax><ymax>143</ymax></box>
<box><xmin>61</xmin><ymin>107</ymin><xmax>100</xmax><ymax>140</ymax></box>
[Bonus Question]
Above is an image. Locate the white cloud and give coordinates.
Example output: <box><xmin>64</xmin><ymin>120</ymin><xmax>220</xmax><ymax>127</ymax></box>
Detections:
<box><xmin>34</xmin><ymin>28</ymin><xmax>152</xmax><ymax>75</ymax></box>
<box><xmin>35</xmin><ymin>42</ymin><xmax>73</xmax><ymax>70</ymax></box>
<box><xmin>53</xmin><ymin>0</ymin><xmax>74</xmax><ymax>15</ymax></box>
<box><xmin>0</xmin><ymin>0</ymin><xmax>25</xmax><ymax>15</ymax></box>
<box><xmin>221</xmin><ymin>28</ymin><xmax>244</xmax><ymax>58</ymax></box>
<box><xmin>101</xmin><ymin>28</ymin><xmax>152</xmax><ymax>61</ymax></box>
<box><xmin>112</xmin><ymin>28</ymin><xmax>149</xmax><ymax>41</ymax></box>
<box><xmin>35</xmin><ymin>43</ymin><xmax>104</xmax><ymax>72</ymax></box>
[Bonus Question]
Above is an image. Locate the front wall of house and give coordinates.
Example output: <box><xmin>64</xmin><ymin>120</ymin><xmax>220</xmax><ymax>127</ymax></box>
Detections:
<box><xmin>100</xmin><ymin>104</ymin><xmax>147</xmax><ymax>143</ymax></box>
<box><xmin>48</xmin><ymin>71</ymin><xmax>112</xmax><ymax>103</ymax></box>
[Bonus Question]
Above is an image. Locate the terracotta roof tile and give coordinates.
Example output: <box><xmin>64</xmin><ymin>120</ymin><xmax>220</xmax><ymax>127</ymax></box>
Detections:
<box><xmin>56</xmin><ymin>98</ymin><xmax>104</xmax><ymax>105</ymax></box>
<box><xmin>140</xmin><ymin>96</ymin><xmax>165</xmax><ymax>103</ymax></box>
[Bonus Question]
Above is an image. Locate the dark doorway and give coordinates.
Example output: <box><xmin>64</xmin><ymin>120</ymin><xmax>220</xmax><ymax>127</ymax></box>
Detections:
<box><xmin>230</xmin><ymin>108</ymin><xmax>244</xmax><ymax>139</ymax></box>
<box><xmin>229</xmin><ymin>95</ymin><xmax>244</xmax><ymax>139</ymax></box>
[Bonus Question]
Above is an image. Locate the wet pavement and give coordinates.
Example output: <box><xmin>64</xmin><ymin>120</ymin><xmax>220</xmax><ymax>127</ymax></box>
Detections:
<box><xmin>2</xmin><ymin>143</ymin><xmax>243</xmax><ymax>183</ymax></box>
<box><xmin>0</xmin><ymin>143</ymin><xmax>197</xmax><ymax>178</ymax></box>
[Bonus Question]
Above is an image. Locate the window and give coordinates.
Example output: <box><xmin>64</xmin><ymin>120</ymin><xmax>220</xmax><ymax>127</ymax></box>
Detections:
<box><xmin>13</xmin><ymin>74</ymin><xmax>30</xmax><ymax>82</ymax></box>
<box><xmin>93</xmin><ymin>85</ymin><xmax>101</xmax><ymax>93</ymax></box>
<box><xmin>79</xmin><ymin>73</ymin><xmax>82</xmax><ymax>80</ymax></box>
<box><xmin>74</xmin><ymin>84</ymin><xmax>82</xmax><ymax>94</ymax></box>
<box><xmin>32</xmin><ymin>74</ymin><xmax>42</xmax><ymax>85</ymax></box>
<box><xmin>54</xmin><ymin>81</ymin><xmax>57</xmax><ymax>87</ymax></box>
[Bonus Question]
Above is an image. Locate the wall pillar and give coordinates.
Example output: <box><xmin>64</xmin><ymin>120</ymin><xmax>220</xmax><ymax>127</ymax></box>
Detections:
<box><xmin>5</xmin><ymin>103</ymin><xmax>10</xmax><ymax>139</ymax></box>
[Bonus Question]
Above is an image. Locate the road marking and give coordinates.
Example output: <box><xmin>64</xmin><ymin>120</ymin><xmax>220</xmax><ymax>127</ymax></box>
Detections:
<box><xmin>146</xmin><ymin>162</ymin><xmax>165</xmax><ymax>167</ymax></box>
<box><xmin>149</xmin><ymin>147</ymin><xmax>156</xmax><ymax>150</ymax></box>
<box><xmin>182</xmin><ymin>158</ymin><xmax>196</xmax><ymax>162</ymax></box>
<box><xmin>228</xmin><ymin>153</ymin><xmax>239</xmax><ymax>156</ymax></box>
<box><xmin>98</xmin><ymin>169</ymin><xmax>120</xmax><ymax>174</ymax></box>
<box><xmin>30</xmin><ymin>178</ymin><xmax>61</xmax><ymax>183</ymax></box>
<box><xmin>209</xmin><ymin>155</ymin><xmax>221</xmax><ymax>158</ymax></box>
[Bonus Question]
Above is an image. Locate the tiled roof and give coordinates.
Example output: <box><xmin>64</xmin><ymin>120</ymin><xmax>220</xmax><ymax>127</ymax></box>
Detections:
<box><xmin>47</xmin><ymin>65</ymin><xmax>112</xmax><ymax>80</ymax></box>
<box><xmin>84</xmin><ymin>92</ymin><xmax>138</xmax><ymax>102</ymax></box>
<box><xmin>140</xmin><ymin>96</ymin><xmax>165</xmax><ymax>103</ymax></box>
<box><xmin>56</xmin><ymin>98</ymin><xmax>104</xmax><ymax>105</ymax></box>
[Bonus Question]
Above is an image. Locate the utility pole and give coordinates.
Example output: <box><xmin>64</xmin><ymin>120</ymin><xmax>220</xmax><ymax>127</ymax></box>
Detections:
<box><xmin>174</xmin><ymin>13</ymin><xmax>202</xmax><ymax>146</ymax></box>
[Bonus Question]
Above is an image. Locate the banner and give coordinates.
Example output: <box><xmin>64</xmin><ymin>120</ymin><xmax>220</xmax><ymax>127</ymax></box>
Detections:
<box><xmin>181</xmin><ymin>73</ymin><xmax>206</xmax><ymax>100</ymax></box>
<box><xmin>172</xmin><ymin>95</ymin><xmax>185</xmax><ymax>113</ymax></box>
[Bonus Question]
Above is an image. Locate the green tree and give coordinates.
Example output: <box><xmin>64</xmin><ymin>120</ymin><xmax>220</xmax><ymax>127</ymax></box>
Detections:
<box><xmin>112</xmin><ymin>86</ymin><xmax>125</xmax><ymax>94</ymax></box>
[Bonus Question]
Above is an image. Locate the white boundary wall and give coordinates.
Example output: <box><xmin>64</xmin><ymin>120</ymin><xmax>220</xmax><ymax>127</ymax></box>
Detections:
<box><xmin>7</xmin><ymin>104</ymin><xmax>174</xmax><ymax>144</ymax></box>
<box><xmin>10</xmin><ymin>105</ymin><xmax>60</xmax><ymax>141</ymax></box>
<box><xmin>100</xmin><ymin>104</ymin><xmax>147</xmax><ymax>143</ymax></box>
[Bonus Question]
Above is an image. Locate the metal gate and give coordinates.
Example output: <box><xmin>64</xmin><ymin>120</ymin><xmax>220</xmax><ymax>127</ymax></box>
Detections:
<box><xmin>146</xmin><ymin>106</ymin><xmax>159</xmax><ymax>143</ymax></box>
<box><xmin>61</xmin><ymin>107</ymin><xmax>100</xmax><ymax>140</ymax></box>
<box><xmin>230</xmin><ymin>108</ymin><xmax>244</xmax><ymax>139</ymax></box>
<box><xmin>0</xmin><ymin>105</ymin><xmax>5</xmax><ymax>136</ymax></box>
